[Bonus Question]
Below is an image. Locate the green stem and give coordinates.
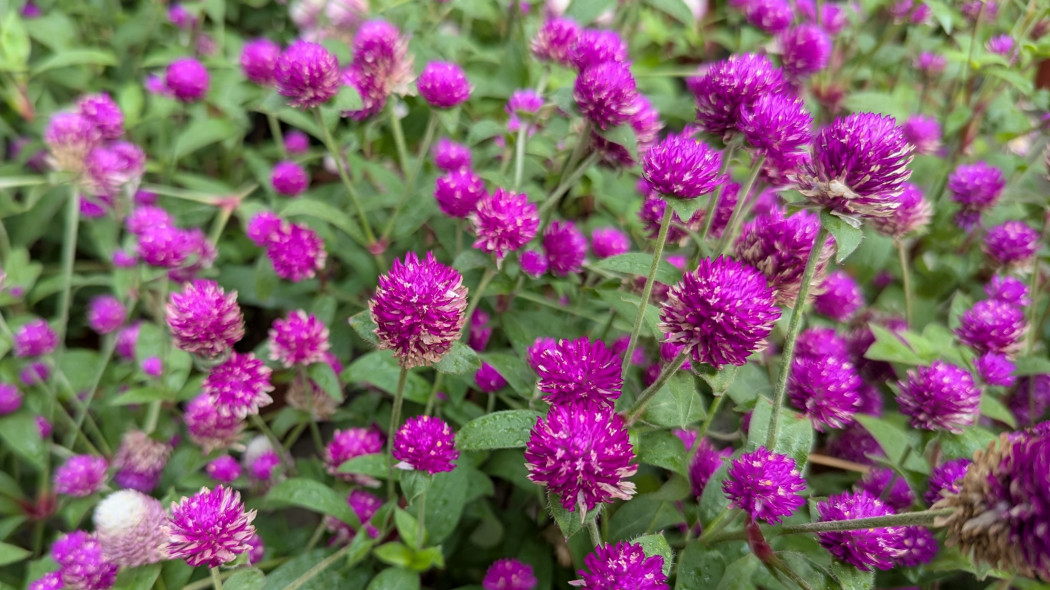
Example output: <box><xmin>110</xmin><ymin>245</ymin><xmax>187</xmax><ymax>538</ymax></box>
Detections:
<box><xmin>778</xmin><ymin>508</ymin><xmax>952</xmax><ymax>535</ymax></box>
<box><xmin>462</xmin><ymin>268</ymin><xmax>496</xmax><ymax>336</ymax></box>
<box><xmin>209</xmin><ymin>567</ymin><xmax>223</xmax><ymax>590</ymax></box>
<box><xmin>387</xmin><ymin>101</ymin><xmax>411</xmax><ymax>178</ymax></box>
<box><xmin>714</xmin><ymin>154</ymin><xmax>766</xmax><ymax>256</ymax></box>
<box><xmin>769</xmin><ymin>557</ymin><xmax>815</xmax><ymax>590</ymax></box>
<box><xmin>381</xmin><ymin>111</ymin><xmax>440</xmax><ymax>241</ymax></box>
<box><xmin>313</xmin><ymin>108</ymin><xmax>376</xmax><ymax>247</ymax></box>
<box><xmin>700</xmin><ymin>144</ymin><xmax>738</xmax><ymax>241</ymax></box>
<box><xmin>424</xmin><ymin>373</ymin><xmax>444</xmax><ymax>416</ymax></box>
<box><xmin>626</xmin><ymin>348</ymin><xmax>690</xmax><ymax>425</ymax></box>
<box><xmin>417</xmin><ymin>486</ymin><xmax>427</xmax><ymax>547</ymax></box>
<box><xmin>268</xmin><ymin>114</ymin><xmax>287</xmax><ymax>159</ymax></box>
<box><xmin>587</xmin><ymin>518</ymin><xmax>603</xmax><ymax>548</ymax></box>
<box><xmin>387</xmin><ymin>367</ymin><xmax>409</xmax><ymax>500</ymax></box>
<box><xmin>56</xmin><ymin>184</ymin><xmax>80</xmax><ymax>344</ymax></box>
<box><xmin>896</xmin><ymin>239</ymin><xmax>914</xmax><ymax>327</ymax></box>
<box><xmin>697</xmin><ymin>393</ymin><xmax>726</xmax><ymax>442</ymax></box>
<box><xmin>67</xmin><ymin>334</ymin><xmax>116</xmax><ymax>450</ymax></box>
<box><xmin>766</xmin><ymin>223</ymin><xmax>830</xmax><ymax>450</ymax></box>
<box><xmin>143</xmin><ymin>401</ymin><xmax>162</xmax><ymax>434</ymax></box>
<box><xmin>620</xmin><ymin>205</ymin><xmax>674</xmax><ymax>382</ymax></box>
<box><xmin>512</xmin><ymin>123</ymin><xmax>529</xmax><ymax>191</ymax></box>
<box><xmin>283</xmin><ymin>542</ymin><xmax>356</xmax><ymax>590</ymax></box>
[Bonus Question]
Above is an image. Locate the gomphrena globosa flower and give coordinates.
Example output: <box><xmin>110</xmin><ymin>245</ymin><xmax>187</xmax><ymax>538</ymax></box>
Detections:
<box><xmin>925</xmin><ymin>458</ymin><xmax>970</xmax><ymax>505</ymax></box>
<box><xmin>206</xmin><ymin>456</ymin><xmax>242</xmax><ymax>484</ymax></box>
<box><xmin>788</xmin><ymin>355</ymin><xmax>862</xmax><ymax>431</ymax></box>
<box><xmin>268</xmin><ymin>310</ymin><xmax>331</xmax><ymax>367</ymax></box>
<box><xmin>896</xmin><ymin>526</ymin><xmax>939</xmax><ymax>567</ymax></box>
<box><xmin>393</xmin><ymin>415</ymin><xmax>459</xmax><ymax>474</ymax></box>
<box><xmin>983</xmin><ymin>220</ymin><xmax>1040</xmax><ymax>270</ymax></box>
<box><xmin>570</xmin><ymin>28</ymin><xmax>629</xmax><ymax>71</ymax></box>
<box><xmin>955</xmin><ymin>299</ymin><xmax>1027</xmax><ymax>358</ymax></box>
<box><xmin>417</xmin><ymin>61</ymin><xmax>471</xmax><ymax>108</ymax></box>
<box><xmin>434</xmin><ymin>168</ymin><xmax>487</xmax><ymax>219</ymax></box>
<box><xmin>543</xmin><ymin>220</ymin><xmax>587</xmax><ymax>276</ymax></box>
<box><xmin>901</xmin><ymin>114</ymin><xmax>942</xmax><ymax>155</ymax></box>
<box><xmin>660</xmin><ymin>256</ymin><xmax>781</xmax><ymax>369</ymax></box>
<box><xmin>271</xmin><ymin>160</ymin><xmax>309</xmax><ymax>197</ymax></box>
<box><xmin>45</xmin><ymin>111</ymin><xmax>101</xmax><ymax>174</ymax></box>
<box><xmin>571</xmin><ymin>541</ymin><xmax>668</xmax><ymax>589</ymax></box>
<box><xmin>167</xmin><ymin>280</ymin><xmax>244</xmax><ymax>358</ymax></box>
<box><xmin>165</xmin><ymin>57</ymin><xmax>210</xmax><ymax>102</ymax></box>
<box><xmin>689</xmin><ymin>438</ymin><xmax>731</xmax><ymax>497</ymax></box>
<box><xmin>933</xmin><ymin>426</ymin><xmax>1050</xmax><ymax>580</ymax></box>
<box><xmin>590</xmin><ymin>227</ymin><xmax>631</xmax><ymax>259</ymax></box>
<box><xmin>324</xmin><ymin>427</ymin><xmax>384</xmax><ymax>481</ymax></box>
<box><xmin>0</xmin><ymin>383</ymin><xmax>22</xmax><ymax>415</ymax></box>
<box><xmin>525</xmin><ymin>404</ymin><xmax>637</xmax><ymax>512</ymax></box>
<box><xmin>51</xmin><ymin>531</ymin><xmax>119</xmax><ymax>590</ymax></box>
<box><xmin>433</xmin><ymin>137</ymin><xmax>472</xmax><ymax>171</ymax></box>
<box><xmin>265</xmin><ymin>221</ymin><xmax>327</xmax><ymax>282</ymax></box>
<box><xmin>534</xmin><ymin>337</ymin><xmax>623</xmax><ymax>408</ymax></box>
<box><xmin>475</xmin><ymin>362</ymin><xmax>507</xmax><ymax>393</ymax></box>
<box><xmin>54</xmin><ymin>455</ymin><xmax>108</xmax><ymax>497</ymax></box>
<box><xmin>471</xmin><ymin>188</ymin><xmax>540</xmax><ymax>265</ymax></box>
<box><xmin>165</xmin><ymin>485</ymin><xmax>257</xmax><ymax>568</ymax></box>
<box><xmin>856</xmin><ymin>467</ymin><xmax>915</xmax><ymax>511</ymax></box>
<box><xmin>896</xmin><ymin>361</ymin><xmax>980</xmax><ymax>433</ymax></box>
<box><xmin>816</xmin><ymin>490</ymin><xmax>905</xmax><ymax>571</ymax></box>
<box><xmin>352</xmin><ymin>20</ymin><xmax>414</xmax><ymax>97</ymax></box>
<box><xmin>203</xmin><ymin>352</ymin><xmax>274</xmax><ymax>419</ymax></box>
<box><xmin>739</xmin><ymin>92</ymin><xmax>813</xmax><ymax>160</ymax></box>
<box><xmin>735</xmin><ymin>207</ymin><xmax>833</xmax><ymax>306</ymax></box>
<box><xmin>723</xmin><ymin>447</ymin><xmax>806</xmax><ymax>524</ymax></box>
<box><xmin>240</xmin><ymin>38</ymin><xmax>281</xmax><ymax>85</ymax></box>
<box><xmin>975</xmin><ymin>352</ymin><xmax>1016</xmax><ymax>387</ymax></box>
<box><xmin>14</xmin><ymin>318</ymin><xmax>59</xmax><ymax>357</ymax></box>
<box><xmin>1008</xmin><ymin>375</ymin><xmax>1050</xmax><ymax>426</ymax></box>
<box><xmin>794</xmin><ymin>112</ymin><xmax>914</xmax><ymax>219</ymax></box>
<box><xmin>868</xmin><ymin>182</ymin><xmax>932</xmax><ymax>239</ymax></box>
<box><xmin>87</xmin><ymin>295</ymin><xmax>126</xmax><ymax>335</ymax></box>
<box><xmin>76</xmin><ymin>93</ymin><xmax>123</xmax><ymax>140</ymax></box>
<box><xmin>274</xmin><ymin>40</ymin><xmax>340</xmax><ymax>108</ymax></box>
<box><xmin>813</xmin><ymin>270</ymin><xmax>864</xmax><ymax>322</ymax></box>
<box><xmin>948</xmin><ymin>162</ymin><xmax>1005</xmax><ymax>229</ymax></box>
<box><xmin>94</xmin><ymin>490</ymin><xmax>168</xmax><ymax>567</ymax></box>
<box><xmin>743</xmin><ymin>0</ymin><xmax>792</xmax><ymax>32</ymax></box>
<box><xmin>531</xmin><ymin>17</ymin><xmax>580</xmax><ymax>66</ymax></box>
<box><xmin>113</xmin><ymin>430</ymin><xmax>171</xmax><ymax>492</ymax></box>
<box><xmin>573</xmin><ymin>61</ymin><xmax>639</xmax><ymax>130</ymax></box>
<box><xmin>369</xmin><ymin>251</ymin><xmax>468</xmax><ymax>369</ymax></box>
<box><xmin>642</xmin><ymin>133</ymin><xmax>724</xmax><ymax>199</ymax></box>
<box><xmin>483</xmin><ymin>558</ymin><xmax>537</xmax><ymax>590</ymax></box>
<box><xmin>690</xmin><ymin>53</ymin><xmax>787</xmax><ymax>138</ymax></box>
<box><xmin>779</xmin><ymin>24</ymin><xmax>832</xmax><ymax>80</ymax></box>
<box><xmin>185</xmin><ymin>393</ymin><xmax>244</xmax><ymax>453</ymax></box>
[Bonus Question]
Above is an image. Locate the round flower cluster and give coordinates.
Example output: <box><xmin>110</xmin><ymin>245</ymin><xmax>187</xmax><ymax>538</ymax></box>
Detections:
<box><xmin>723</xmin><ymin>446</ymin><xmax>806</xmax><ymax>524</ymax></box>
<box><xmin>534</xmin><ymin>337</ymin><xmax>623</xmax><ymax>408</ymax></box>
<box><xmin>393</xmin><ymin>415</ymin><xmax>459</xmax><ymax>474</ymax></box>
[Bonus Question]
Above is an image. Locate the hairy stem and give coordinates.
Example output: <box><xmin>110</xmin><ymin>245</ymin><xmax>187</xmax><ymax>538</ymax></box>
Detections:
<box><xmin>387</xmin><ymin>367</ymin><xmax>409</xmax><ymax>500</ymax></box>
<box><xmin>620</xmin><ymin>206</ymin><xmax>674</xmax><ymax>382</ymax></box>
<box><xmin>778</xmin><ymin>508</ymin><xmax>953</xmax><ymax>535</ymax></box>
<box><xmin>314</xmin><ymin>108</ymin><xmax>376</xmax><ymax>247</ymax></box>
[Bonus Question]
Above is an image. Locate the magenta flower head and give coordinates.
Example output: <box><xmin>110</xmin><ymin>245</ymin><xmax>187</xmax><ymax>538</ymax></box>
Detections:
<box><xmin>76</xmin><ymin>93</ymin><xmax>124</xmax><ymax>140</ymax></box>
<box><xmin>984</xmin><ymin>220</ymin><xmax>1040</xmax><ymax>270</ymax></box>
<box><xmin>813</xmin><ymin>270</ymin><xmax>864</xmax><ymax>322</ymax></box>
<box><xmin>780</xmin><ymin>24</ymin><xmax>832</xmax><ymax>79</ymax></box>
<box><xmin>284</xmin><ymin>130</ymin><xmax>310</xmax><ymax>154</ymax></box>
<box><xmin>14</xmin><ymin>319</ymin><xmax>58</xmax><ymax>357</ymax></box>
<box><xmin>471</xmin><ymin>188</ymin><xmax>540</xmax><ymax>265</ymax></box>
<box><xmin>925</xmin><ymin>458</ymin><xmax>970</xmax><ymax>505</ymax></box>
<box><xmin>165</xmin><ymin>58</ymin><xmax>210</xmax><ymax>102</ymax></box>
<box><xmin>434</xmin><ymin>168</ymin><xmax>487</xmax><ymax>218</ymax></box>
<box><xmin>642</xmin><ymin>133</ymin><xmax>724</xmax><ymax>199</ymax></box>
<box><xmin>266</xmin><ymin>221</ymin><xmax>327</xmax><ymax>282</ymax></box>
<box><xmin>1008</xmin><ymin>375</ymin><xmax>1050</xmax><ymax>426</ymax></box>
<box><xmin>638</xmin><ymin>194</ymin><xmax>700</xmax><ymax>246</ymax></box>
<box><xmin>417</xmin><ymin>61</ymin><xmax>471</xmax><ymax>108</ymax></box>
<box><xmin>324</xmin><ymin>427</ymin><xmax>384</xmax><ymax>479</ymax></box>
<box><xmin>475</xmin><ymin>362</ymin><xmax>507</xmax><ymax>393</ymax></box>
<box><xmin>483</xmin><ymin>558</ymin><xmax>537</xmax><ymax>590</ymax></box>
<box><xmin>113</xmin><ymin>430</ymin><xmax>171</xmax><ymax>492</ymax></box>
<box><xmin>94</xmin><ymin>490</ymin><xmax>168</xmax><ymax>567</ymax></box>
<box><xmin>535</xmin><ymin>337</ymin><xmax>622</xmax><ymax>408</ymax></box>
<box><xmin>370</xmin><ymin>252</ymin><xmax>468</xmax><ymax>369</ymax></box>
<box><xmin>948</xmin><ymin>161</ymin><xmax>1005</xmax><ymax>229</ymax></box>
<box><xmin>689</xmin><ymin>438</ymin><xmax>731</xmax><ymax>497</ymax></box>
<box><xmin>271</xmin><ymin>160</ymin><xmax>309</xmax><ymax>196</ymax></box>
<box><xmin>45</xmin><ymin>111</ymin><xmax>101</xmax><ymax>174</ymax></box>
<box><xmin>353</xmin><ymin>20</ymin><xmax>414</xmax><ymax>96</ymax></box>
<box><xmin>723</xmin><ymin>446</ymin><xmax>806</xmax><ymax>524</ymax></box>
<box><xmin>857</xmin><ymin>467</ymin><xmax>915</xmax><ymax>511</ymax></box>
<box><xmin>87</xmin><ymin>295</ymin><xmax>126</xmax><ymax>335</ymax></box>
<box><xmin>817</xmin><ymin>491</ymin><xmax>905</xmax><ymax>570</ymax></box>
<box><xmin>571</xmin><ymin>541</ymin><xmax>667</xmax><ymax>589</ymax></box>
<box><xmin>531</xmin><ymin>17</ymin><xmax>580</xmax><ymax>66</ymax></box>
<box><xmin>570</xmin><ymin>29</ymin><xmax>629</xmax><ymax>71</ymax></box>
<box><xmin>543</xmin><ymin>220</ymin><xmax>587</xmax><ymax>276</ymax></box>
<box><xmin>896</xmin><ymin>525</ymin><xmax>939</xmax><ymax>567</ymax></box>
<box><xmin>51</xmin><ymin>531</ymin><xmax>119</xmax><ymax>590</ymax></box>
<box><xmin>525</xmin><ymin>404</ymin><xmax>637</xmax><ymax>512</ymax></box>
<box><xmin>241</xmin><ymin>38</ymin><xmax>281</xmax><ymax>85</ymax></box>
<box><xmin>165</xmin><ymin>485</ymin><xmax>257</xmax><ymax>568</ymax></box>
<box><xmin>203</xmin><ymin>352</ymin><xmax>274</xmax><ymax>419</ymax></box>
<box><xmin>987</xmin><ymin>34</ymin><xmax>1014</xmax><ymax>56</ymax></box>
<box><xmin>901</xmin><ymin>114</ymin><xmax>942</xmax><ymax>155</ymax></box>
<box><xmin>268</xmin><ymin>310</ymin><xmax>330</xmax><ymax>367</ymax></box>
<box><xmin>0</xmin><ymin>383</ymin><xmax>22</xmax><ymax>415</ymax></box>
<box><xmin>897</xmin><ymin>361</ymin><xmax>980</xmax><ymax>433</ymax></box>
<box><xmin>789</xmin><ymin>355</ymin><xmax>862</xmax><ymax>431</ymax></box>
<box><xmin>986</xmin><ymin>275</ymin><xmax>1031</xmax><ymax>306</ymax></box>
<box><xmin>590</xmin><ymin>227</ymin><xmax>630</xmax><ymax>259</ymax></box>
<box><xmin>274</xmin><ymin>41</ymin><xmax>340</xmax><ymax>108</ymax></box>
<box><xmin>955</xmin><ymin>299</ymin><xmax>1027</xmax><ymax>358</ymax></box>
<box><xmin>346</xmin><ymin>489</ymin><xmax>384</xmax><ymax>539</ymax></box>
<box><xmin>915</xmin><ymin>51</ymin><xmax>947</xmax><ymax>73</ymax></box>
<box><xmin>246</xmin><ymin>211</ymin><xmax>282</xmax><ymax>246</ymax></box>
<box><xmin>744</xmin><ymin>0</ymin><xmax>793</xmax><ymax>32</ymax></box>
<box><xmin>393</xmin><ymin>415</ymin><xmax>458</xmax><ymax>474</ymax></box>
<box><xmin>28</xmin><ymin>572</ymin><xmax>63</xmax><ymax>590</ymax></box>
<box><xmin>690</xmin><ymin>53</ymin><xmax>787</xmax><ymax>138</ymax></box>
<box><xmin>167</xmin><ymin>279</ymin><xmax>245</xmax><ymax>358</ymax></box>
<box><xmin>661</xmin><ymin>256</ymin><xmax>781</xmax><ymax>369</ymax></box>
<box><xmin>434</xmin><ymin>137</ymin><xmax>472</xmax><ymax>170</ymax></box>
<box><xmin>519</xmin><ymin>250</ymin><xmax>549</xmax><ymax>278</ymax></box>
<box><xmin>340</xmin><ymin>66</ymin><xmax>387</xmax><ymax>121</ymax></box>
<box><xmin>574</xmin><ymin>61</ymin><xmax>639</xmax><ymax>131</ymax></box>
<box><xmin>868</xmin><ymin>182</ymin><xmax>932</xmax><ymax>238</ymax></box>
<box><xmin>735</xmin><ymin>206</ymin><xmax>833</xmax><ymax>306</ymax></box>
<box><xmin>795</xmin><ymin>112</ymin><xmax>914</xmax><ymax>219</ymax></box>
<box><xmin>206</xmin><ymin>456</ymin><xmax>242</xmax><ymax>484</ymax></box>
<box><xmin>54</xmin><ymin>454</ymin><xmax>108</xmax><ymax>497</ymax></box>
<box><xmin>740</xmin><ymin>92</ymin><xmax>813</xmax><ymax>160</ymax></box>
<box><xmin>975</xmin><ymin>352</ymin><xmax>1016</xmax><ymax>387</ymax></box>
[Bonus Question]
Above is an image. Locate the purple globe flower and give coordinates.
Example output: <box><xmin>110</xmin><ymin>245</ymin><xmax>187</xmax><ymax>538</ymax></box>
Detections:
<box><xmin>690</xmin><ymin>53</ymin><xmax>787</xmax><ymax>138</ymax></box>
<box><xmin>370</xmin><ymin>251</ymin><xmax>468</xmax><ymax>369</ymax></box>
<box><xmin>896</xmin><ymin>526</ymin><xmax>939</xmax><ymax>567</ymax></box>
<box><xmin>525</xmin><ymin>404</ymin><xmax>637</xmax><ymax>512</ymax></box>
<box><xmin>76</xmin><ymin>93</ymin><xmax>124</xmax><ymax>140</ymax></box>
<box><xmin>0</xmin><ymin>383</ymin><xmax>22</xmax><ymax>415</ymax></box>
<box><xmin>246</xmin><ymin>211</ymin><xmax>283</xmax><ymax>246</ymax></box>
<box><xmin>1009</xmin><ymin>376</ymin><xmax>1050</xmax><ymax>425</ymax></box>
<box><xmin>83</xmin><ymin>140</ymin><xmax>146</xmax><ymax>197</ymax></box>
<box><xmin>393</xmin><ymin>415</ymin><xmax>458</xmax><ymax>474</ymax></box>
<box><xmin>795</xmin><ymin>112</ymin><xmax>914</xmax><ymax>219</ymax></box>
<box><xmin>166</xmin><ymin>279</ymin><xmax>245</xmax><ymax>358</ymax></box>
<box><xmin>347</xmin><ymin>489</ymin><xmax>383</xmax><ymax>538</ymax></box>
<box><xmin>324</xmin><ymin>427</ymin><xmax>384</xmax><ymax>479</ymax></box>
<box><xmin>352</xmin><ymin>20</ymin><xmax>413</xmax><ymax>96</ymax></box>
<box><xmin>28</xmin><ymin>572</ymin><xmax>63</xmax><ymax>590</ymax></box>
<box><xmin>14</xmin><ymin>319</ymin><xmax>58</xmax><ymax>357</ymax></box>
<box><xmin>856</xmin><ymin>467</ymin><xmax>915</xmax><ymax>511</ymax></box>
<box><xmin>87</xmin><ymin>295</ymin><xmax>126</xmax><ymax>335</ymax></box>
<box><xmin>572</xmin><ymin>541</ymin><xmax>668</xmax><ymax>589</ymax></box>
<box><xmin>817</xmin><ymin>491</ymin><xmax>905</xmax><ymax>571</ymax></box>
<box><xmin>948</xmin><ymin>162</ymin><xmax>1005</xmax><ymax>229</ymax></box>
<box><xmin>901</xmin><ymin>114</ymin><xmax>941</xmax><ymax>155</ymax></box>
<box><xmin>475</xmin><ymin>362</ymin><xmax>507</xmax><ymax>393</ymax></box>
<box><xmin>813</xmin><ymin>270</ymin><xmax>864</xmax><ymax>321</ymax></box>
<box><xmin>269</xmin><ymin>310</ymin><xmax>330</xmax><ymax>367</ymax></box>
<box><xmin>744</xmin><ymin>0</ymin><xmax>793</xmax><ymax>32</ymax></box>
<box><xmin>915</xmin><ymin>52</ymin><xmax>947</xmax><ymax>73</ymax></box>
<box><xmin>113</xmin><ymin>430</ymin><xmax>170</xmax><ymax>492</ymax></box>
<box><xmin>955</xmin><ymin>299</ymin><xmax>1027</xmax><ymax>357</ymax></box>
<box><xmin>271</xmin><ymin>160</ymin><xmax>309</xmax><ymax>196</ymax></box>
<box><xmin>469</xmin><ymin>309</ymin><xmax>492</xmax><ymax>352</ymax></box>
<box><xmin>471</xmin><ymin>188</ymin><xmax>540</xmax><ymax>265</ymax></box>
<box><xmin>925</xmin><ymin>458</ymin><xmax>970</xmax><ymax>505</ymax></box>
<box><xmin>185</xmin><ymin>393</ymin><xmax>244</xmax><ymax>454</ymax></box>
<box><xmin>527</xmin><ymin>337</ymin><xmax>558</xmax><ymax>372</ymax></box>
<box><xmin>975</xmin><ymin>352</ymin><xmax>1016</xmax><ymax>387</ymax></box>
<box><xmin>689</xmin><ymin>438</ymin><xmax>731</xmax><ymax>497</ymax></box>
<box><xmin>434</xmin><ymin>138</ymin><xmax>471</xmax><ymax>170</ymax></box>
<box><xmin>780</xmin><ymin>24</ymin><xmax>832</xmax><ymax>79</ymax></box>
<box><xmin>642</xmin><ymin>133</ymin><xmax>724</xmax><ymax>199</ymax></box>
<box><xmin>285</xmin><ymin>130</ymin><xmax>310</xmax><ymax>154</ymax></box>
<box><xmin>519</xmin><ymin>250</ymin><xmax>549</xmax><ymax>278</ymax></box>
<box><xmin>638</xmin><ymin>195</ymin><xmax>701</xmax><ymax>246</ymax></box>
<box><xmin>897</xmin><ymin>361</ymin><xmax>980</xmax><ymax>433</ymax></box>
<box><xmin>165</xmin><ymin>486</ymin><xmax>257</xmax><ymax>568</ymax></box>
<box><xmin>590</xmin><ymin>227</ymin><xmax>630</xmax><ymax>259</ymax></box>
<box><xmin>868</xmin><ymin>182</ymin><xmax>932</xmax><ymax>238</ymax></box>
<box><xmin>570</xmin><ymin>29</ymin><xmax>629</xmax><ymax>71</ymax></box>
<box><xmin>115</xmin><ymin>323</ymin><xmax>140</xmax><ymax>360</ymax></box>
<box><xmin>206</xmin><ymin>456</ymin><xmax>242</xmax><ymax>484</ymax></box>
<box><xmin>51</xmin><ymin>531</ymin><xmax>119</xmax><ymax>590</ymax></box>
<box><xmin>788</xmin><ymin>355</ymin><xmax>862</xmax><ymax>431</ymax></box>
<box><xmin>94</xmin><ymin>489</ymin><xmax>169</xmax><ymax>567</ymax></box>
<box><xmin>483</xmin><ymin>558</ymin><xmax>537</xmax><ymax>590</ymax></box>
<box><xmin>531</xmin><ymin>17</ymin><xmax>580</xmax><ymax>66</ymax></box>
<box><xmin>739</xmin><ymin>92</ymin><xmax>813</xmax><ymax>160</ymax></box>
<box><xmin>828</xmin><ymin>423</ymin><xmax>884</xmax><ymax>464</ymax></box>
<box><xmin>265</xmin><ymin>221</ymin><xmax>327</xmax><ymax>282</ymax></box>
<box><xmin>45</xmin><ymin>111</ymin><xmax>101</xmax><ymax>174</ymax></box>
<box><xmin>274</xmin><ymin>41</ymin><xmax>341</xmax><ymax>109</ymax></box>
<box><xmin>54</xmin><ymin>455</ymin><xmax>108</xmax><ymax>497</ymax></box>
<box><xmin>573</xmin><ymin>61</ymin><xmax>639</xmax><ymax>131</ymax></box>
<box><xmin>796</xmin><ymin>327</ymin><xmax>851</xmax><ymax>361</ymax></box>
<box><xmin>661</xmin><ymin>256</ymin><xmax>781</xmax><ymax>368</ymax></box>
<box><xmin>735</xmin><ymin>207</ymin><xmax>833</xmax><ymax>306</ymax></box>
<box><xmin>985</xmin><ymin>275</ymin><xmax>1030</xmax><ymax>306</ymax></box>
<box><xmin>543</xmin><ymin>220</ymin><xmax>587</xmax><ymax>276</ymax></box>
<box><xmin>340</xmin><ymin>66</ymin><xmax>387</xmax><ymax>121</ymax></box>
<box><xmin>986</xmin><ymin>34</ymin><xmax>1014</xmax><ymax>56</ymax></box>
<box><xmin>535</xmin><ymin>337</ymin><xmax>622</xmax><ymax>408</ymax></box>
<box><xmin>723</xmin><ymin>446</ymin><xmax>806</xmax><ymax>524</ymax></box>
<box><xmin>592</xmin><ymin>94</ymin><xmax>664</xmax><ymax>167</ymax></box>
<box><xmin>203</xmin><ymin>352</ymin><xmax>274</xmax><ymax>418</ymax></box>
<box><xmin>241</xmin><ymin>38</ymin><xmax>281</xmax><ymax>85</ymax></box>
<box><xmin>247</xmin><ymin>450</ymin><xmax>280</xmax><ymax>481</ymax></box>
<box><xmin>434</xmin><ymin>168</ymin><xmax>487</xmax><ymax>218</ymax></box>
<box><xmin>984</xmin><ymin>220</ymin><xmax>1040</xmax><ymax>269</ymax></box>
<box><xmin>417</xmin><ymin>61</ymin><xmax>471</xmax><ymax>108</ymax></box>
<box><xmin>165</xmin><ymin>58</ymin><xmax>209</xmax><ymax>102</ymax></box>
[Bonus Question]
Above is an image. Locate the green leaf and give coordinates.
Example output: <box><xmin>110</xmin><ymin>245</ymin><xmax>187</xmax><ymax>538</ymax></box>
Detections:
<box><xmin>223</xmin><ymin>569</ymin><xmax>265</xmax><ymax>590</ymax></box>
<box><xmin>262</xmin><ymin>549</ymin><xmax>344</xmax><ymax>590</ymax></box>
<box><xmin>0</xmin><ymin>542</ymin><xmax>31</xmax><ymax>567</ymax></box>
<box><xmin>938</xmin><ymin>426</ymin><xmax>997</xmax><ymax>462</ymax></box>
<box><xmin>330</xmin><ymin>84</ymin><xmax>363</xmax><ymax>113</ymax></box>
<box><xmin>394</xmin><ymin>508</ymin><xmax>422</xmax><ymax>550</ymax></box>
<box><xmin>747</xmin><ymin>398</ymin><xmax>814</xmax><ymax>471</ymax></box>
<box><xmin>676</xmin><ymin>541</ymin><xmax>727</xmax><ymax>590</ymax></box>
<box><xmin>336</xmin><ymin>453</ymin><xmax>388</xmax><ymax>482</ymax></box>
<box><xmin>864</xmin><ymin>324</ymin><xmax>923</xmax><ymax>365</ymax></box>
<box><xmin>366</xmin><ymin>567</ymin><xmax>420</xmax><ymax>590</ymax></box>
<box><xmin>308</xmin><ymin>362</ymin><xmax>343</xmax><ymax>402</ymax></box>
<box><xmin>640</xmin><ymin>372</ymin><xmax>706</xmax><ymax>429</ymax></box>
<box><xmin>549</xmin><ymin>492</ymin><xmax>598</xmax><ymax>539</ymax></box>
<box><xmin>466</xmin><ymin>120</ymin><xmax>505</xmax><ymax>145</ymax></box>
<box><xmin>829</xmin><ymin>560</ymin><xmax>874</xmax><ymax>590</ymax></box>
<box><xmin>0</xmin><ymin>15</ymin><xmax>30</xmax><ymax>71</ymax></box>
<box><xmin>565</xmin><ymin>0</ymin><xmax>617</xmax><ymax>23</ymax></box>
<box><xmin>347</xmin><ymin>310</ymin><xmax>379</xmax><ymax>347</ymax></box>
<box><xmin>374</xmin><ymin>542</ymin><xmax>413</xmax><ymax>568</ymax></box>
<box><xmin>821</xmin><ymin>210</ymin><xmax>864</xmax><ymax>263</ymax></box>
<box><xmin>607</xmin><ymin>495</ymin><xmax>684</xmax><ymax>541</ymax></box>
<box><xmin>981</xmin><ymin>395</ymin><xmax>1016</xmax><ymax>428</ymax></box>
<box><xmin>424</xmin><ymin>466</ymin><xmax>470</xmax><ymax>544</ymax></box>
<box><xmin>1015</xmin><ymin>356</ymin><xmax>1050</xmax><ymax>376</ymax></box>
<box><xmin>592</xmin><ymin>253</ymin><xmax>681</xmax><ymax>285</ymax></box>
<box><xmin>697</xmin><ymin>364</ymin><xmax>738</xmax><ymax>393</ymax></box>
<box><xmin>456</xmin><ymin>410</ymin><xmax>542</xmax><ymax>450</ymax></box>
<box><xmin>343</xmin><ymin>351</ymin><xmax>431</xmax><ymax>403</ymax></box>
<box><xmin>854</xmin><ymin>414</ymin><xmax>920</xmax><ymax>466</ymax></box>
<box><xmin>636</xmin><ymin>430</ymin><xmax>688</xmax><ymax>475</ymax></box>
<box><xmin>281</xmin><ymin>197</ymin><xmax>365</xmax><ymax>244</ymax></box>
<box><xmin>111</xmin><ymin>564</ymin><xmax>161</xmax><ymax>590</ymax></box>
<box><xmin>434</xmin><ymin>342</ymin><xmax>482</xmax><ymax>375</ymax></box>
<box><xmin>31</xmin><ymin>48</ymin><xmax>117</xmax><ymax>75</ymax></box>
<box><xmin>667</xmin><ymin>195</ymin><xmax>706</xmax><ymax>222</ymax></box>
<box><xmin>645</xmin><ymin>0</ymin><xmax>696</xmax><ymax>26</ymax></box>
<box><xmin>717</xmin><ymin>555</ymin><xmax>759</xmax><ymax>590</ymax></box>
<box><xmin>0</xmin><ymin>413</ymin><xmax>45</xmax><ymax>470</ymax></box>
<box><xmin>634</xmin><ymin>533</ymin><xmax>675</xmax><ymax>576</ymax></box>
<box><xmin>452</xmin><ymin>249</ymin><xmax>492</xmax><ymax>273</ymax></box>
<box><xmin>841</xmin><ymin>91</ymin><xmax>909</xmax><ymax>121</ymax></box>
<box><xmin>481</xmin><ymin>353</ymin><xmax>535</xmax><ymax>396</ymax></box>
<box><xmin>172</xmin><ymin>118</ymin><xmax>238</xmax><ymax>161</ymax></box>
<box><xmin>265</xmin><ymin>478</ymin><xmax>356</xmax><ymax>524</ymax></box>
<box><xmin>597</xmin><ymin>124</ymin><xmax>638</xmax><ymax>161</ymax></box>
<box><xmin>109</xmin><ymin>387</ymin><xmax>172</xmax><ymax>406</ymax></box>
